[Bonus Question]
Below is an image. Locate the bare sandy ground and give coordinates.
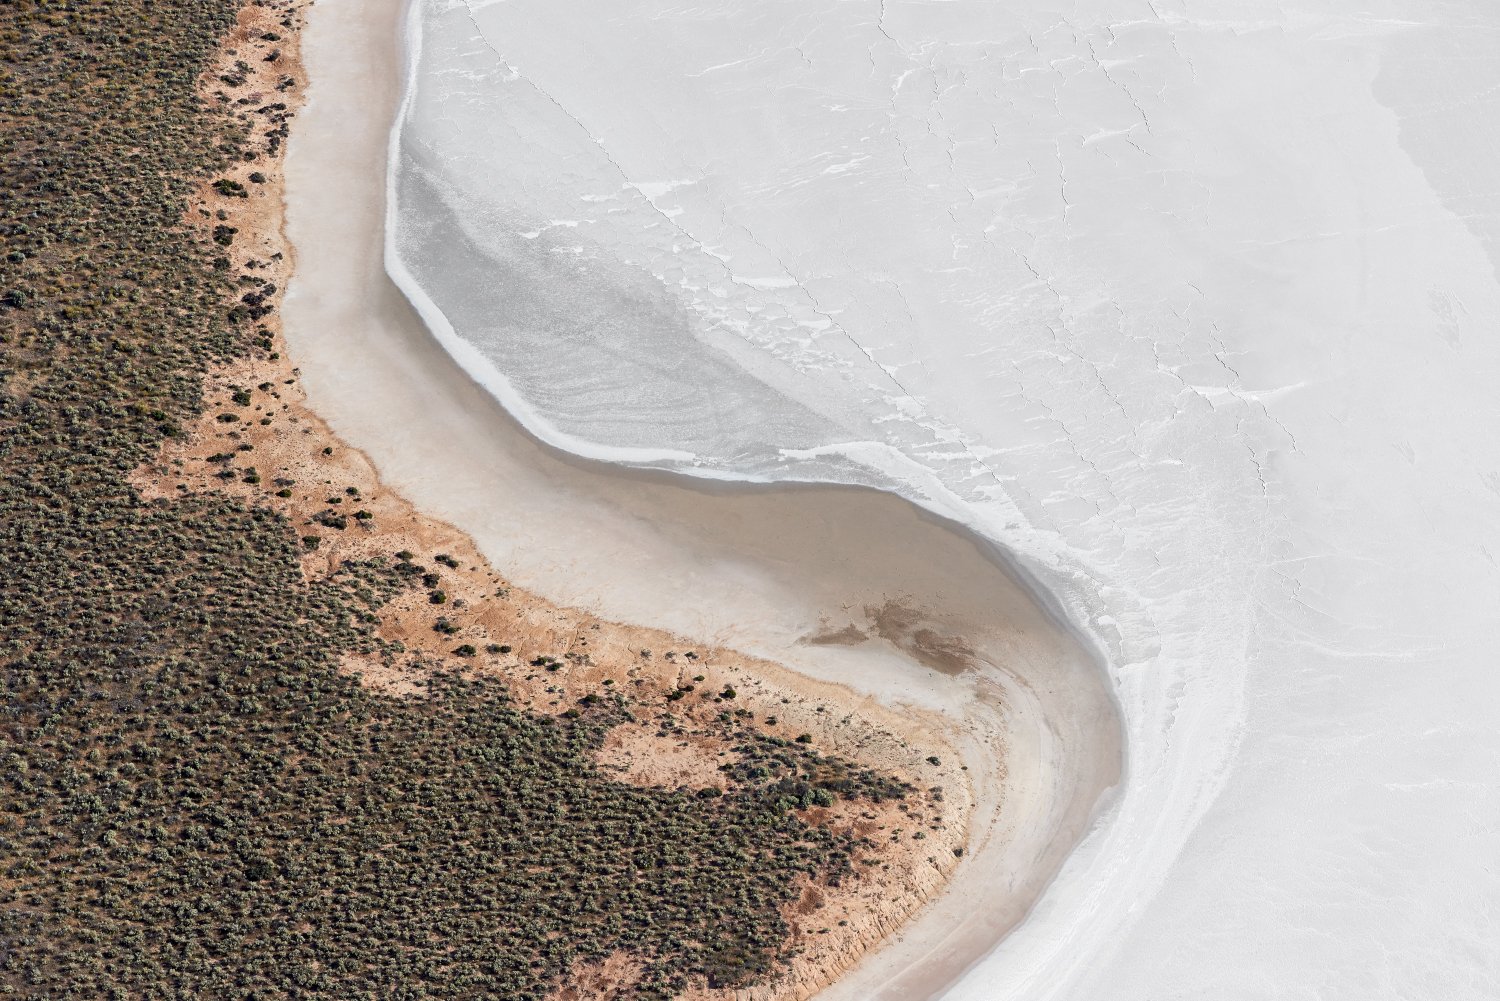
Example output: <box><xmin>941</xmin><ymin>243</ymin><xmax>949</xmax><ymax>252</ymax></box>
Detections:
<box><xmin>276</xmin><ymin>0</ymin><xmax>1124</xmax><ymax>996</ymax></box>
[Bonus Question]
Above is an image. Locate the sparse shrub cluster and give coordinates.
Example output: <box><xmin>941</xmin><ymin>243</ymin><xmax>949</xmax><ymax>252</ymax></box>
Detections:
<box><xmin>723</xmin><ymin>732</ymin><xmax>913</xmax><ymax>807</ymax></box>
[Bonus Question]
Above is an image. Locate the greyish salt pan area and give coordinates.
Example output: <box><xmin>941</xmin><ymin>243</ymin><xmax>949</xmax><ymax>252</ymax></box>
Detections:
<box><xmin>296</xmin><ymin>0</ymin><xmax>1500</xmax><ymax>998</ymax></box>
<box><xmin>283</xmin><ymin>0</ymin><xmax>1123</xmax><ymax>997</ymax></box>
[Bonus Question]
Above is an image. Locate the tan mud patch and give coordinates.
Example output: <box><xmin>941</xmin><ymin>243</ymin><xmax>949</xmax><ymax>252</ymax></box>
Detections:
<box><xmin>866</xmin><ymin>600</ymin><xmax>977</xmax><ymax>675</ymax></box>
<box><xmin>801</xmin><ymin>622</ymin><xmax>869</xmax><ymax>647</ymax></box>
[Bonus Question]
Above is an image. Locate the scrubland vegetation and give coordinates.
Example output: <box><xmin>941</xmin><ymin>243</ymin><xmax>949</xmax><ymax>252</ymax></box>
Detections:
<box><xmin>0</xmin><ymin>1</ymin><xmax>908</xmax><ymax>997</ymax></box>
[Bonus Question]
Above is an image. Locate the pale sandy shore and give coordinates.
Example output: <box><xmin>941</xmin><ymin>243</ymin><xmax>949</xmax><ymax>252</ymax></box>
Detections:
<box><xmin>280</xmin><ymin>0</ymin><xmax>1123</xmax><ymax>996</ymax></box>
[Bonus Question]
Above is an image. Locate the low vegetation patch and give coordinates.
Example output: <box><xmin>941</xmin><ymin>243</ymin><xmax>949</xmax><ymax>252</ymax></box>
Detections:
<box><xmin>0</xmin><ymin>2</ymin><xmax>909</xmax><ymax>998</ymax></box>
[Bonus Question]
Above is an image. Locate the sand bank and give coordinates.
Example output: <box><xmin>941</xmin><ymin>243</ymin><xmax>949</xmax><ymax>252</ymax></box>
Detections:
<box><xmin>278</xmin><ymin>0</ymin><xmax>1122</xmax><ymax>996</ymax></box>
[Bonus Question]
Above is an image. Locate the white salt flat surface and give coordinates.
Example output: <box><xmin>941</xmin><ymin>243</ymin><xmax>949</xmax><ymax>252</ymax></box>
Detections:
<box><xmin>390</xmin><ymin>1</ymin><xmax>1500</xmax><ymax>997</ymax></box>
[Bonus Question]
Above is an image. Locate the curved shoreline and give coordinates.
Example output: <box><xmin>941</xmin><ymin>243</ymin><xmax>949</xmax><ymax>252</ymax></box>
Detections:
<box><xmin>283</xmin><ymin>0</ymin><xmax>1124</xmax><ymax>996</ymax></box>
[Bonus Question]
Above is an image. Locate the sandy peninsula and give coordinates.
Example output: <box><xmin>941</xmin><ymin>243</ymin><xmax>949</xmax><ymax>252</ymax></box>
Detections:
<box><xmin>132</xmin><ymin>0</ymin><xmax>1123</xmax><ymax>997</ymax></box>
